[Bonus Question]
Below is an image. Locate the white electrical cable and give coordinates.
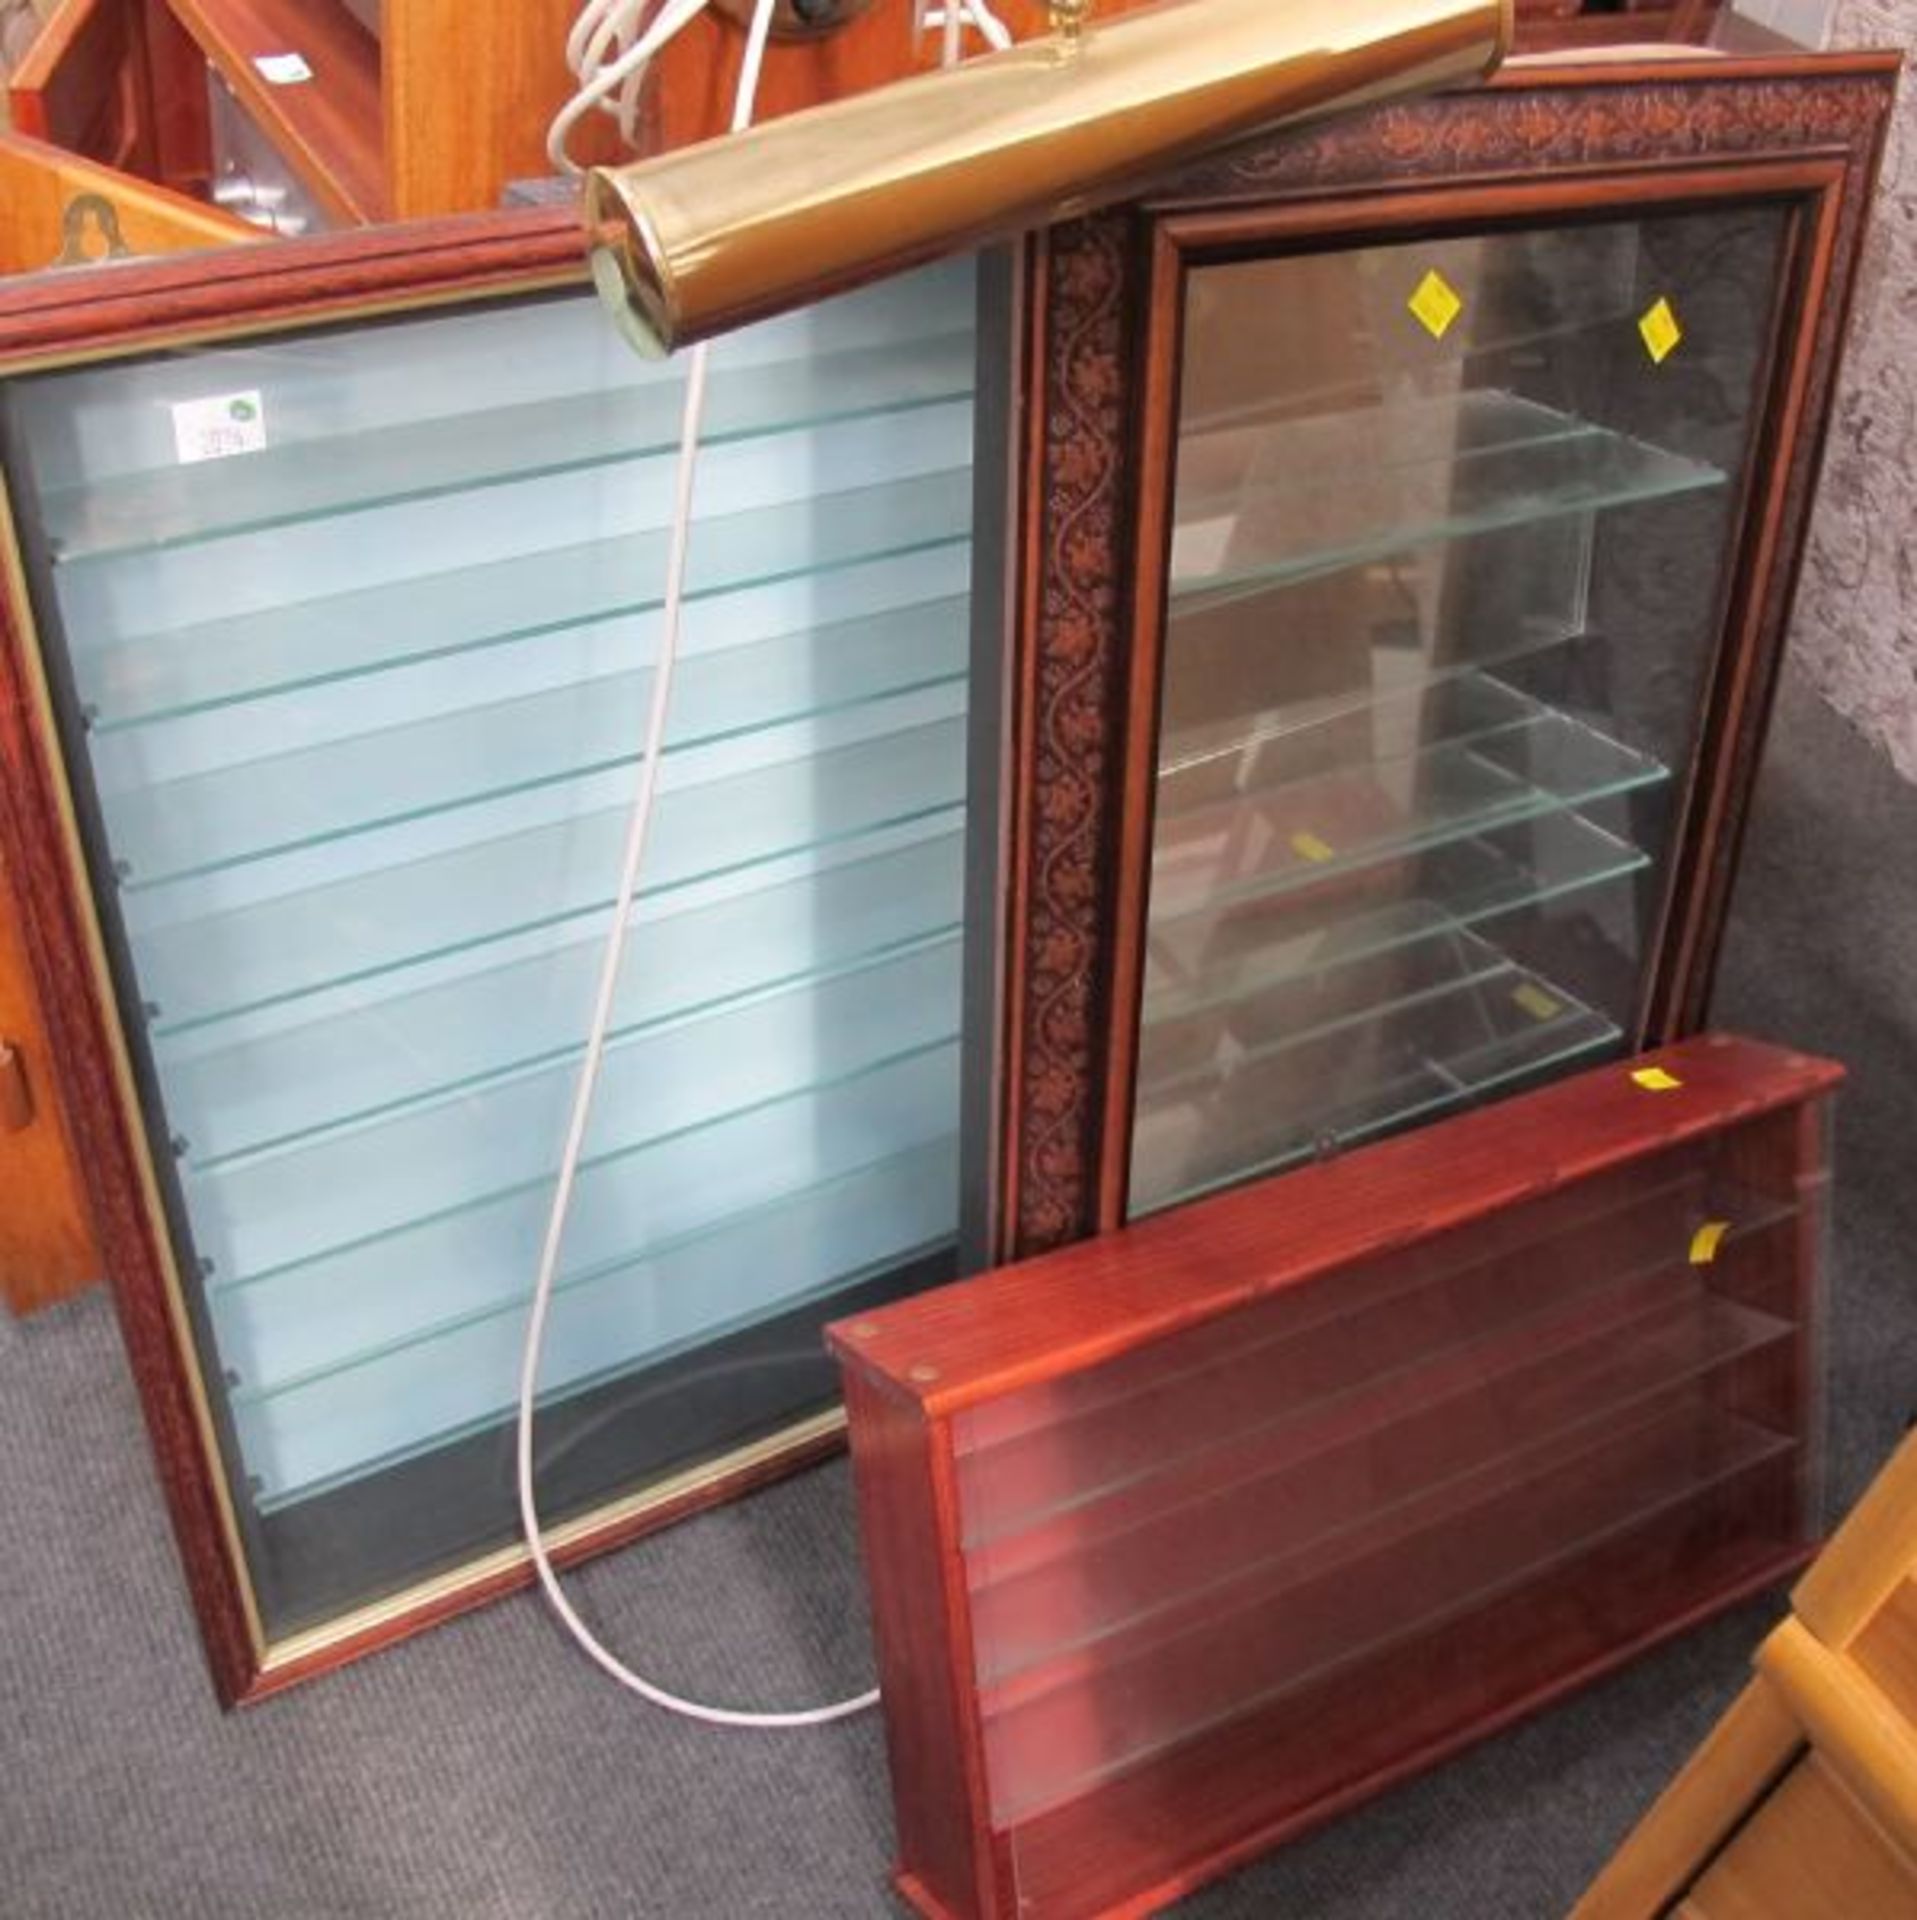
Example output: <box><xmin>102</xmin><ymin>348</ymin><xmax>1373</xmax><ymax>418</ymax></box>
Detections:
<box><xmin>525</xmin><ymin>0</ymin><xmax>1016</xmax><ymax>1733</ymax></box>
<box><xmin>516</xmin><ymin>0</ymin><xmax>881</xmax><ymax>1730</ymax></box>
<box><xmin>522</xmin><ymin>0</ymin><xmax>902</xmax><ymax>1735</ymax></box>
<box><xmin>550</xmin><ymin>0</ymin><xmax>1015</xmax><ymax>173</ymax></box>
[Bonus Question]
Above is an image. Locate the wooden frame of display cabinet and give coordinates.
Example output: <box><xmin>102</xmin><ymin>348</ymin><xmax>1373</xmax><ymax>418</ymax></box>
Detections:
<box><xmin>832</xmin><ymin>1032</ymin><xmax>1840</xmax><ymax>1920</ymax></box>
<box><xmin>0</xmin><ymin>52</ymin><xmax>1893</xmax><ymax>1703</ymax></box>
<box><xmin>980</xmin><ymin>50</ymin><xmax>1898</xmax><ymax>1261</ymax></box>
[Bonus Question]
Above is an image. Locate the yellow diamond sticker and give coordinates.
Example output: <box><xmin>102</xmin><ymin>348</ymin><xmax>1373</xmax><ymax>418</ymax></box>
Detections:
<box><xmin>1689</xmin><ymin>1220</ymin><xmax>1732</xmax><ymax>1266</ymax></box>
<box><xmin>1289</xmin><ymin>830</ymin><xmax>1336</xmax><ymax>865</ymax></box>
<box><xmin>1640</xmin><ymin>297</ymin><xmax>1684</xmax><ymax>366</ymax></box>
<box><xmin>1511</xmin><ymin>983</ymin><xmax>1562</xmax><ymax>1023</ymax></box>
<box><xmin>1408</xmin><ymin>269</ymin><xmax>1464</xmax><ymax>341</ymax></box>
<box><xmin>1632</xmin><ymin>1066</ymin><xmax>1684</xmax><ymax>1093</ymax></box>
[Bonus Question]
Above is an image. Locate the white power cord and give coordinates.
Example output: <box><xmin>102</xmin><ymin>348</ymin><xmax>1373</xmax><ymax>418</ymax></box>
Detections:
<box><xmin>522</xmin><ymin>0</ymin><xmax>1004</xmax><ymax>1729</ymax></box>
<box><xmin>549</xmin><ymin>0</ymin><xmax>1014</xmax><ymax>174</ymax></box>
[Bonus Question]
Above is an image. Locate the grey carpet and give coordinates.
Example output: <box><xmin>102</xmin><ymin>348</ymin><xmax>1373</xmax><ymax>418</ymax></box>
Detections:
<box><xmin>2</xmin><ymin>665</ymin><xmax>1911</xmax><ymax>1920</ymax></box>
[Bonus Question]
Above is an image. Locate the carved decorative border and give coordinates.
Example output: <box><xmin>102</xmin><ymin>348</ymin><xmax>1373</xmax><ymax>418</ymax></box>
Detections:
<box><xmin>1003</xmin><ymin>211</ymin><xmax>1139</xmax><ymax>1257</ymax></box>
<box><xmin>1154</xmin><ymin>63</ymin><xmax>1894</xmax><ymax>206</ymax></box>
<box><xmin>1000</xmin><ymin>59</ymin><xmax>1898</xmax><ymax>1259</ymax></box>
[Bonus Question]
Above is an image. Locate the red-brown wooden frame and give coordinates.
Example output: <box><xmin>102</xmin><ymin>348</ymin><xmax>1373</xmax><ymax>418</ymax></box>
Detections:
<box><xmin>832</xmin><ymin>1031</ymin><xmax>1844</xmax><ymax>1920</ymax></box>
<box><xmin>985</xmin><ymin>54</ymin><xmax>1899</xmax><ymax>1263</ymax></box>
<box><xmin>0</xmin><ymin>210</ymin><xmax>625</xmax><ymax>1703</ymax></box>
<box><xmin>0</xmin><ymin>53</ymin><xmax>1896</xmax><ymax>1702</ymax></box>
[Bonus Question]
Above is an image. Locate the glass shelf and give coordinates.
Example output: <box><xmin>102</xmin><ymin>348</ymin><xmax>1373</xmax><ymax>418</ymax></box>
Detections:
<box><xmin>134</xmin><ymin>713</ymin><xmax>967</xmax><ymax>1034</ymax></box>
<box><xmin>1148</xmin><ymin>706</ymin><xmax>1667</xmax><ymax>928</ymax></box>
<box><xmin>1130</xmin><ymin>946</ymin><xmax>1622</xmax><ymax>1215</ymax></box>
<box><xmin>1156</xmin><ymin>617</ymin><xmax>1592</xmax><ymax>784</ymax></box>
<box><xmin>162</xmin><ymin>828</ymin><xmax>964</xmax><ymax>1169</ymax></box>
<box><xmin>184</xmin><ymin>932</ymin><xmax>963</xmax><ymax>1285</ymax></box>
<box><xmin>232</xmin><ymin>1140</ymin><xmax>961</xmax><ymax>1508</ymax></box>
<box><xmin>1140</xmin><ymin>918</ymin><xmax>1539</xmax><ymax>1092</ymax></box>
<box><xmin>5</xmin><ymin>254</ymin><xmax>989</xmax><ymax>1638</ymax></box>
<box><xmin>75</xmin><ymin>464</ymin><xmax>974</xmax><ymax>728</ymax></box>
<box><xmin>40</xmin><ymin>330</ymin><xmax>980</xmax><ymax>562</ymax></box>
<box><xmin>1158</xmin><ymin>665</ymin><xmax>1548</xmax><ymax>792</ymax></box>
<box><xmin>968</xmin><ymin>1285</ymin><xmax>1792</xmax><ymax>1694</ymax></box>
<box><xmin>981</xmin><ymin>1402</ymin><xmax>1793</xmax><ymax>1825</ymax></box>
<box><xmin>1143</xmin><ymin>808</ymin><xmax>1650</xmax><ymax>1030</ymax></box>
<box><xmin>1168</xmin><ymin>389</ymin><xmax>1724</xmax><ymax>611</ymax></box>
<box><xmin>106</xmin><ymin>594</ymin><xmax>969</xmax><ymax>886</ymax></box>
<box><xmin>228</xmin><ymin>1136</ymin><xmax>958</xmax><ymax>1412</ymax></box>
<box><xmin>209</xmin><ymin>1039</ymin><xmax>960</xmax><ymax>1424</ymax></box>
<box><xmin>957</xmin><ymin>1171</ymin><xmax>1796</xmax><ymax>1552</ymax></box>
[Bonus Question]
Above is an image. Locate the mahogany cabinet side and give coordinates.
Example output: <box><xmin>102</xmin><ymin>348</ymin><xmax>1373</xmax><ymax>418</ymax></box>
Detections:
<box><xmin>835</xmin><ymin>1367</ymin><xmax>1000</xmax><ymax>1920</ymax></box>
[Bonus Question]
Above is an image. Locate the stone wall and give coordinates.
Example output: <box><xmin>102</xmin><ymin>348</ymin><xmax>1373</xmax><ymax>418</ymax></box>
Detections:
<box><xmin>1791</xmin><ymin>2</ymin><xmax>1917</xmax><ymax>778</ymax></box>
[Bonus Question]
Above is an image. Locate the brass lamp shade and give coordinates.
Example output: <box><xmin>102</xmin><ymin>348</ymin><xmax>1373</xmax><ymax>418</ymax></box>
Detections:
<box><xmin>586</xmin><ymin>0</ymin><xmax>1513</xmax><ymax>355</ymax></box>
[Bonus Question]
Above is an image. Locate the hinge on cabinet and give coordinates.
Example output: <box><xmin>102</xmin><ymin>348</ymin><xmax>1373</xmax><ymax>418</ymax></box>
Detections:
<box><xmin>0</xmin><ymin>1041</ymin><xmax>36</xmax><ymax>1132</ymax></box>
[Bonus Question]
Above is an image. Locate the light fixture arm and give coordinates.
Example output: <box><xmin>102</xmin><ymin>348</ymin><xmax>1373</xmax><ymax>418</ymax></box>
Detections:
<box><xmin>588</xmin><ymin>0</ymin><xmax>1514</xmax><ymax>357</ymax></box>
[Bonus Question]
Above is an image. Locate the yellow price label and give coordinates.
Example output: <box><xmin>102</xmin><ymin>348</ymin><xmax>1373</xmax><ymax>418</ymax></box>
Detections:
<box><xmin>1689</xmin><ymin>1220</ymin><xmax>1732</xmax><ymax>1266</ymax></box>
<box><xmin>1631</xmin><ymin>1066</ymin><xmax>1684</xmax><ymax>1093</ymax></box>
<box><xmin>1511</xmin><ymin>983</ymin><xmax>1562</xmax><ymax>1023</ymax></box>
<box><xmin>1640</xmin><ymin>297</ymin><xmax>1684</xmax><ymax>366</ymax></box>
<box><xmin>1289</xmin><ymin>830</ymin><xmax>1336</xmax><ymax>865</ymax></box>
<box><xmin>1408</xmin><ymin>269</ymin><xmax>1464</xmax><ymax>341</ymax></box>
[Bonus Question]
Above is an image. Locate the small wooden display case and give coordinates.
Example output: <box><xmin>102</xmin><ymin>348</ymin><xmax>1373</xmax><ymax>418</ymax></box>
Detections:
<box><xmin>829</xmin><ymin>1033</ymin><xmax>1838</xmax><ymax>1920</ymax></box>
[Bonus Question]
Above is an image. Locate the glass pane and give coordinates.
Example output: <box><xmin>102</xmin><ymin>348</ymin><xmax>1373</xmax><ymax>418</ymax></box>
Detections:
<box><xmin>988</xmin><ymin>1111</ymin><xmax>1815</xmax><ymax>1912</ymax></box>
<box><xmin>1</xmin><ymin>256</ymin><xmax>981</xmax><ymax>1636</ymax></box>
<box><xmin>1129</xmin><ymin>210</ymin><xmax>1788</xmax><ymax>1217</ymax></box>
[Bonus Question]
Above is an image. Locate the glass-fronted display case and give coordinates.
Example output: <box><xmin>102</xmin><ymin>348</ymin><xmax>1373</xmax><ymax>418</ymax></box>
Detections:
<box><xmin>0</xmin><ymin>50</ymin><xmax>1895</xmax><ymax>1698</ymax></box>
<box><xmin>1129</xmin><ymin>209</ymin><xmax>1785</xmax><ymax>1216</ymax></box>
<box><xmin>1</xmin><ymin>254</ymin><xmax>985</xmax><ymax>1648</ymax></box>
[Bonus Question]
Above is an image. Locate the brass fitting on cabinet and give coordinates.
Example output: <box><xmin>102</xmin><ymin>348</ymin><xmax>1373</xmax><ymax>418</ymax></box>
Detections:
<box><xmin>586</xmin><ymin>0</ymin><xmax>1513</xmax><ymax>357</ymax></box>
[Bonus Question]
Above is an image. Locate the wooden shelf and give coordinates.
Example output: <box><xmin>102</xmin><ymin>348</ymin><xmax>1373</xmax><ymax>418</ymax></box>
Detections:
<box><xmin>166</xmin><ymin>0</ymin><xmax>385</xmax><ymax>223</ymax></box>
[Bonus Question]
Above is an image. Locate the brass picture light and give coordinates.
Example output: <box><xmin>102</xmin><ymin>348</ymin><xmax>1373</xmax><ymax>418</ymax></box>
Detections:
<box><xmin>586</xmin><ymin>0</ymin><xmax>1513</xmax><ymax>356</ymax></box>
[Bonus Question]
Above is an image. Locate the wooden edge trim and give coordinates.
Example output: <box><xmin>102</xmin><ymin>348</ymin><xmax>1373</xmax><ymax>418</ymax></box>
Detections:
<box><xmin>836</xmin><ymin>1034</ymin><xmax>1844</xmax><ymax>1415</ymax></box>
<box><xmin>1091</xmin><ymin>216</ymin><xmax>1184</xmax><ymax>1234</ymax></box>
<box><xmin>1484</xmin><ymin>49</ymin><xmax>1905</xmax><ymax>88</ymax></box>
<box><xmin>0</xmin><ymin>485</ymin><xmax>261</xmax><ymax>1701</ymax></box>
<box><xmin>0</xmin><ymin>127</ymin><xmax>265</xmax><ymax>252</ymax></box>
<box><xmin>0</xmin><ymin>208</ymin><xmax>588</xmax><ymax>368</ymax></box>
<box><xmin>6</xmin><ymin>0</ymin><xmax>95</xmax><ymax>114</ymax></box>
<box><xmin>245</xmin><ymin>1417</ymin><xmax>848</xmax><ymax>1701</ymax></box>
<box><xmin>1571</xmin><ymin>1676</ymin><xmax>1804</xmax><ymax>1919</ymax></box>
<box><xmin>1793</xmin><ymin>1431</ymin><xmax>1917</xmax><ymax>1649</ymax></box>
<box><xmin>997</xmin><ymin>208</ymin><xmax>1141</xmax><ymax>1259</ymax></box>
<box><xmin>1755</xmin><ymin>1617</ymin><xmax>1917</xmax><ymax>1864</ymax></box>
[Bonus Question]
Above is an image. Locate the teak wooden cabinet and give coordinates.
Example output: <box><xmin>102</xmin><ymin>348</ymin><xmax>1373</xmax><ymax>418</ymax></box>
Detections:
<box><xmin>8</xmin><ymin>0</ymin><xmax>623</xmax><ymax>231</ymax></box>
<box><xmin>1577</xmin><ymin>1428</ymin><xmax>1917</xmax><ymax>1919</ymax></box>
<box><xmin>829</xmin><ymin>1033</ymin><xmax>1839</xmax><ymax>1920</ymax></box>
<box><xmin>0</xmin><ymin>52</ymin><xmax>1893</xmax><ymax>1701</ymax></box>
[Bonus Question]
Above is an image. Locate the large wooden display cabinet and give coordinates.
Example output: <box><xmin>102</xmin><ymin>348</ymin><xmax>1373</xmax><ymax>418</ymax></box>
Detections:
<box><xmin>0</xmin><ymin>50</ymin><xmax>1894</xmax><ymax>1702</ymax></box>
